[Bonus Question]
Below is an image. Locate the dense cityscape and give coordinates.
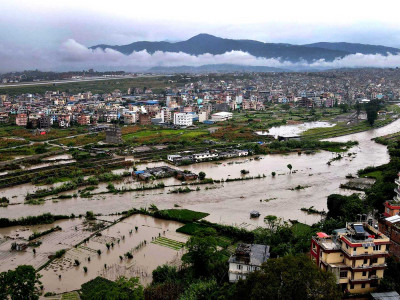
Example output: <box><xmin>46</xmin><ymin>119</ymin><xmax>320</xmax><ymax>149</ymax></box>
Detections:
<box><xmin>2</xmin><ymin>1</ymin><xmax>400</xmax><ymax>299</ymax></box>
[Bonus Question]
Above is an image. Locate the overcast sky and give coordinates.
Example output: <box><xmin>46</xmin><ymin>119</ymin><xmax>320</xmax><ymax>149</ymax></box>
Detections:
<box><xmin>1</xmin><ymin>0</ymin><xmax>400</xmax><ymax>72</ymax></box>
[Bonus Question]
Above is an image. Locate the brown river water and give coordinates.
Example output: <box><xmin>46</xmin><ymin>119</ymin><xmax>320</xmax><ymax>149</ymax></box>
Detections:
<box><xmin>1</xmin><ymin>119</ymin><xmax>400</xmax><ymax>229</ymax></box>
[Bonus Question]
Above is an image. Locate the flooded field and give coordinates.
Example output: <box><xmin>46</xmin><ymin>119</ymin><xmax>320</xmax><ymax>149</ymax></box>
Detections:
<box><xmin>39</xmin><ymin>214</ymin><xmax>187</xmax><ymax>293</ymax></box>
<box><xmin>0</xmin><ymin>218</ymin><xmax>94</xmax><ymax>273</ymax></box>
<box><xmin>1</xmin><ymin>119</ymin><xmax>400</xmax><ymax>229</ymax></box>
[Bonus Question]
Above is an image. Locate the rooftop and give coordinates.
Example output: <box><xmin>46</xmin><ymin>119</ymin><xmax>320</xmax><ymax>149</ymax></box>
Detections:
<box><xmin>228</xmin><ymin>243</ymin><xmax>270</xmax><ymax>266</ymax></box>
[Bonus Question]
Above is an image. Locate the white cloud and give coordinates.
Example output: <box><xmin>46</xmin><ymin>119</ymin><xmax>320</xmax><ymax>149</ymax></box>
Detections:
<box><xmin>58</xmin><ymin>40</ymin><xmax>400</xmax><ymax>70</ymax></box>
<box><xmin>1</xmin><ymin>39</ymin><xmax>400</xmax><ymax>73</ymax></box>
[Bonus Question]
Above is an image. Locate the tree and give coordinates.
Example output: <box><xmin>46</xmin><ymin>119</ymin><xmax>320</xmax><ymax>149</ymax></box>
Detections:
<box><xmin>271</xmin><ymin>172</ymin><xmax>276</xmax><ymax>177</ymax></box>
<box><xmin>80</xmin><ymin>276</ymin><xmax>143</xmax><ymax>300</ymax></box>
<box><xmin>182</xmin><ymin>228</ymin><xmax>221</xmax><ymax>277</ymax></box>
<box><xmin>263</xmin><ymin>215</ymin><xmax>280</xmax><ymax>232</ymax></box>
<box><xmin>327</xmin><ymin>193</ymin><xmax>364</xmax><ymax>221</ymax></box>
<box><xmin>233</xmin><ymin>255</ymin><xmax>340</xmax><ymax>300</ymax></box>
<box><xmin>365</xmin><ymin>99</ymin><xmax>381</xmax><ymax>126</ymax></box>
<box><xmin>180</xmin><ymin>280</ymin><xmax>217</xmax><ymax>300</ymax></box>
<box><xmin>198</xmin><ymin>172</ymin><xmax>206</xmax><ymax>181</ymax></box>
<box><xmin>0</xmin><ymin>265</ymin><xmax>42</xmax><ymax>300</ymax></box>
<box><xmin>152</xmin><ymin>265</ymin><xmax>179</xmax><ymax>284</ymax></box>
<box><xmin>355</xmin><ymin>101</ymin><xmax>361</xmax><ymax>116</ymax></box>
<box><xmin>85</xmin><ymin>211</ymin><xmax>95</xmax><ymax>220</ymax></box>
<box><xmin>287</xmin><ymin>164</ymin><xmax>292</xmax><ymax>173</ymax></box>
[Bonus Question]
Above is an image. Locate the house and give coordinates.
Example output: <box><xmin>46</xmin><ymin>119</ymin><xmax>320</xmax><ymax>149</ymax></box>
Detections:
<box><xmin>370</xmin><ymin>291</ymin><xmax>400</xmax><ymax>300</ymax></box>
<box><xmin>228</xmin><ymin>243</ymin><xmax>270</xmax><ymax>282</ymax></box>
<box><xmin>378</xmin><ymin>215</ymin><xmax>400</xmax><ymax>259</ymax></box>
<box><xmin>77</xmin><ymin>114</ymin><xmax>91</xmax><ymax>125</ymax></box>
<box><xmin>167</xmin><ymin>155</ymin><xmax>182</xmax><ymax>162</ymax></box>
<box><xmin>211</xmin><ymin>112</ymin><xmax>233</xmax><ymax>122</ymax></box>
<box><xmin>15</xmin><ymin>113</ymin><xmax>28</xmax><ymax>126</ymax></box>
<box><xmin>310</xmin><ymin>222</ymin><xmax>390</xmax><ymax>294</ymax></box>
<box><xmin>192</xmin><ymin>152</ymin><xmax>218</xmax><ymax>161</ymax></box>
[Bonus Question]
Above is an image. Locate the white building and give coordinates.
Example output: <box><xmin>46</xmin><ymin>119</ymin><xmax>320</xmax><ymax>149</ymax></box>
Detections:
<box><xmin>192</xmin><ymin>152</ymin><xmax>218</xmax><ymax>161</ymax></box>
<box><xmin>211</xmin><ymin>112</ymin><xmax>233</xmax><ymax>122</ymax></box>
<box><xmin>173</xmin><ymin>113</ymin><xmax>193</xmax><ymax>127</ymax></box>
<box><xmin>198</xmin><ymin>111</ymin><xmax>208</xmax><ymax>123</ymax></box>
<box><xmin>228</xmin><ymin>243</ymin><xmax>270</xmax><ymax>283</ymax></box>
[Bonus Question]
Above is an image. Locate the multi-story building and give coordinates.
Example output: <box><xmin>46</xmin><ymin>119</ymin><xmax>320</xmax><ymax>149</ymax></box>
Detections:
<box><xmin>77</xmin><ymin>114</ymin><xmax>91</xmax><ymax>126</ymax></box>
<box><xmin>105</xmin><ymin>126</ymin><xmax>122</xmax><ymax>144</ymax></box>
<box><xmin>310</xmin><ymin>222</ymin><xmax>390</xmax><ymax>294</ymax></box>
<box><xmin>173</xmin><ymin>113</ymin><xmax>192</xmax><ymax>127</ymax></box>
<box><xmin>15</xmin><ymin>113</ymin><xmax>28</xmax><ymax>126</ymax></box>
<box><xmin>383</xmin><ymin>172</ymin><xmax>400</xmax><ymax>217</ymax></box>
<box><xmin>228</xmin><ymin>243</ymin><xmax>270</xmax><ymax>283</ymax></box>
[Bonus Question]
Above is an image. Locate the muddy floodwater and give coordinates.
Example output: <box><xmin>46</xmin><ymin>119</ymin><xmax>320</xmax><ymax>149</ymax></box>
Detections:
<box><xmin>39</xmin><ymin>214</ymin><xmax>186</xmax><ymax>293</ymax></box>
<box><xmin>1</xmin><ymin>119</ymin><xmax>400</xmax><ymax>229</ymax></box>
<box><xmin>256</xmin><ymin>121</ymin><xmax>335</xmax><ymax>137</ymax></box>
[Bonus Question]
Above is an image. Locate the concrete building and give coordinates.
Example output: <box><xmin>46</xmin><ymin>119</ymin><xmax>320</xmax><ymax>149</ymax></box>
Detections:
<box><xmin>310</xmin><ymin>222</ymin><xmax>390</xmax><ymax>294</ymax></box>
<box><xmin>211</xmin><ymin>112</ymin><xmax>233</xmax><ymax>122</ymax></box>
<box><xmin>198</xmin><ymin>111</ymin><xmax>208</xmax><ymax>123</ymax></box>
<box><xmin>383</xmin><ymin>172</ymin><xmax>400</xmax><ymax>217</ymax></box>
<box><xmin>77</xmin><ymin>114</ymin><xmax>91</xmax><ymax>126</ymax></box>
<box><xmin>228</xmin><ymin>243</ymin><xmax>270</xmax><ymax>282</ymax></box>
<box><xmin>105</xmin><ymin>126</ymin><xmax>122</xmax><ymax>144</ymax></box>
<box><xmin>378</xmin><ymin>215</ymin><xmax>400</xmax><ymax>259</ymax></box>
<box><xmin>15</xmin><ymin>113</ymin><xmax>28</xmax><ymax>126</ymax></box>
<box><xmin>173</xmin><ymin>113</ymin><xmax>193</xmax><ymax>127</ymax></box>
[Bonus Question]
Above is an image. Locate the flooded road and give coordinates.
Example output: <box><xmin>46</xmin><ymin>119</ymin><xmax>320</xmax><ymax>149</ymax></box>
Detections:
<box><xmin>1</xmin><ymin>119</ymin><xmax>399</xmax><ymax>228</ymax></box>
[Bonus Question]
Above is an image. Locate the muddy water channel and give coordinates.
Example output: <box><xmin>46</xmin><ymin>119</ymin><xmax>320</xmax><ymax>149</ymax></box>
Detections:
<box><xmin>1</xmin><ymin>120</ymin><xmax>400</xmax><ymax>229</ymax></box>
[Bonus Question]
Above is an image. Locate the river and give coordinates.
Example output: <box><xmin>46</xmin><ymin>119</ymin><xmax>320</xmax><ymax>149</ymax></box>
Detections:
<box><xmin>1</xmin><ymin>119</ymin><xmax>399</xmax><ymax>228</ymax></box>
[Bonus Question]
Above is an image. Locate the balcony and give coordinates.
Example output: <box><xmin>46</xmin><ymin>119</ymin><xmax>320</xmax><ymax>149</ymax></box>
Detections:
<box><xmin>351</xmin><ymin>263</ymin><xmax>387</xmax><ymax>271</ymax></box>
<box><xmin>349</xmin><ymin>276</ymin><xmax>380</xmax><ymax>284</ymax></box>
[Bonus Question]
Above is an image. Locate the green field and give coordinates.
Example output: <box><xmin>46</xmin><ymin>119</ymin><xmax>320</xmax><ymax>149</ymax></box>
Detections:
<box><xmin>0</xmin><ymin>76</ymin><xmax>177</xmax><ymax>95</ymax></box>
<box><xmin>155</xmin><ymin>209</ymin><xmax>209</xmax><ymax>222</ymax></box>
<box><xmin>151</xmin><ymin>237</ymin><xmax>185</xmax><ymax>250</ymax></box>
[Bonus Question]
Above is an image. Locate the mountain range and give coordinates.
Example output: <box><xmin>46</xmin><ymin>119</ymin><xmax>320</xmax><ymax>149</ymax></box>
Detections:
<box><xmin>91</xmin><ymin>33</ymin><xmax>400</xmax><ymax>63</ymax></box>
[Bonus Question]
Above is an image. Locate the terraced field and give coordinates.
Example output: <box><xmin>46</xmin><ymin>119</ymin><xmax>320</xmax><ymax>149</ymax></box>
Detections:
<box><xmin>151</xmin><ymin>237</ymin><xmax>185</xmax><ymax>250</ymax></box>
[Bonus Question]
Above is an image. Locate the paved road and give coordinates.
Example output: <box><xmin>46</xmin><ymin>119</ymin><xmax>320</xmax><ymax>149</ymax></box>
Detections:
<box><xmin>0</xmin><ymin>75</ymin><xmax>158</xmax><ymax>88</ymax></box>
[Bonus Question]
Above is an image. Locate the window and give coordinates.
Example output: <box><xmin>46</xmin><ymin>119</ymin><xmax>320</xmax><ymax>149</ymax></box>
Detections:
<box><xmin>373</xmin><ymin>245</ymin><xmax>381</xmax><ymax>251</ymax></box>
<box><xmin>340</xmin><ymin>271</ymin><xmax>347</xmax><ymax>278</ymax></box>
<box><xmin>350</xmin><ymin>284</ymin><xmax>354</xmax><ymax>290</ymax></box>
<box><xmin>364</xmin><ymin>246</ymin><xmax>368</xmax><ymax>250</ymax></box>
<box><xmin>237</xmin><ymin>264</ymin><xmax>242</xmax><ymax>270</ymax></box>
<box><xmin>361</xmin><ymin>283</ymin><xmax>366</xmax><ymax>288</ymax></box>
<box><xmin>363</xmin><ymin>259</ymin><xmax>368</xmax><ymax>265</ymax></box>
<box><xmin>362</xmin><ymin>271</ymin><xmax>367</xmax><ymax>276</ymax></box>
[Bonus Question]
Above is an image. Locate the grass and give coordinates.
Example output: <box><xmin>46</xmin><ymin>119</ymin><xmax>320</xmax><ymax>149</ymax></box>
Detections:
<box><xmin>122</xmin><ymin>127</ymin><xmax>208</xmax><ymax>145</ymax></box>
<box><xmin>176</xmin><ymin>222</ymin><xmax>208</xmax><ymax>235</ymax></box>
<box><xmin>0</xmin><ymin>76</ymin><xmax>177</xmax><ymax>95</ymax></box>
<box><xmin>291</xmin><ymin>222</ymin><xmax>313</xmax><ymax>237</ymax></box>
<box><xmin>61</xmin><ymin>292</ymin><xmax>80</xmax><ymax>300</ymax></box>
<box><xmin>151</xmin><ymin>237</ymin><xmax>185</xmax><ymax>250</ymax></box>
<box><xmin>57</xmin><ymin>132</ymin><xmax>105</xmax><ymax>146</ymax></box>
<box><xmin>301</xmin><ymin>118</ymin><xmax>396</xmax><ymax>140</ymax></box>
<box><xmin>0</xmin><ymin>143</ymin><xmax>61</xmax><ymax>161</ymax></box>
<box><xmin>155</xmin><ymin>209</ymin><xmax>209</xmax><ymax>222</ymax></box>
<box><xmin>360</xmin><ymin>170</ymin><xmax>383</xmax><ymax>181</ymax></box>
